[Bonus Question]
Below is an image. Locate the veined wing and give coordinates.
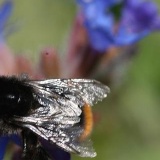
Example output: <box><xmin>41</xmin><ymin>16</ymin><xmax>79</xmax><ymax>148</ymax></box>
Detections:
<box><xmin>14</xmin><ymin>79</ymin><xmax>109</xmax><ymax>157</ymax></box>
<box><xmin>29</xmin><ymin>78</ymin><xmax>110</xmax><ymax>107</ymax></box>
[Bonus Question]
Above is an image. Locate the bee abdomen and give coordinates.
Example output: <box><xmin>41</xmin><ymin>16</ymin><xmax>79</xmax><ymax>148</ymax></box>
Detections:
<box><xmin>79</xmin><ymin>103</ymin><xmax>93</xmax><ymax>141</ymax></box>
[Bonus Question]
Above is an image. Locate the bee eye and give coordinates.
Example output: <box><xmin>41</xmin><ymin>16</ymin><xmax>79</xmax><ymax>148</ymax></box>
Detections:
<box><xmin>7</xmin><ymin>94</ymin><xmax>21</xmax><ymax>103</ymax></box>
<box><xmin>7</xmin><ymin>94</ymin><xmax>15</xmax><ymax>99</ymax></box>
<box><xmin>0</xmin><ymin>90</ymin><xmax>32</xmax><ymax>116</ymax></box>
<box><xmin>0</xmin><ymin>93</ymin><xmax>18</xmax><ymax>114</ymax></box>
<box><xmin>7</xmin><ymin>94</ymin><xmax>17</xmax><ymax>102</ymax></box>
<box><xmin>0</xmin><ymin>93</ymin><xmax>19</xmax><ymax>104</ymax></box>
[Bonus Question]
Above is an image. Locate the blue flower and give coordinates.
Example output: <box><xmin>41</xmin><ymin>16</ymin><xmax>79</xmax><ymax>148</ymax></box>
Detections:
<box><xmin>77</xmin><ymin>0</ymin><xmax>160</xmax><ymax>51</ymax></box>
<box><xmin>0</xmin><ymin>1</ymin><xmax>17</xmax><ymax>159</ymax></box>
<box><xmin>0</xmin><ymin>134</ymin><xmax>22</xmax><ymax>160</ymax></box>
<box><xmin>0</xmin><ymin>0</ymin><xmax>13</xmax><ymax>42</ymax></box>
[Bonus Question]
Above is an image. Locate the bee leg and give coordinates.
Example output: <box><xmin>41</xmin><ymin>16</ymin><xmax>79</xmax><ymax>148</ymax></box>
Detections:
<box><xmin>21</xmin><ymin>130</ymin><xmax>50</xmax><ymax>160</ymax></box>
<box><xmin>21</xmin><ymin>129</ymin><xmax>38</xmax><ymax>160</ymax></box>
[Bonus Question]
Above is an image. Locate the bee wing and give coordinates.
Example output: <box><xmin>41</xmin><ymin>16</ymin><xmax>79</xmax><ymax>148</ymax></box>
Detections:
<box><xmin>13</xmin><ymin>110</ymin><xmax>96</xmax><ymax>157</ymax></box>
<box><xmin>14</xmin><ymin>79</ymin><xmax>109</xmax><ymax>157</ymax></box>
<box><xmin>29</xmin><ymin>78</ymin><xmax>110</xmax><ymax>106</ymax></box>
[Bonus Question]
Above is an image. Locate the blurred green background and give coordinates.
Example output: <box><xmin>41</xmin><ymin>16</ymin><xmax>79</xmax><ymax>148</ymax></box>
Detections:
<box><xmin>2</xmin><ymin>0</ymin><xmax>160</xmax><ymax>159</ymax></box>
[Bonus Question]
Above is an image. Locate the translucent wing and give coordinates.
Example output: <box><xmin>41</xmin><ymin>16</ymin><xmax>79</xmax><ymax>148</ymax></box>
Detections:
<box><xmin>30</xmin><ymin>79</ymin><xmax>110</xmax><ymax>111</ymax></box>
<box><xmin>14</xmin><ymin>79</ymin><xmax>110</xmax><ymax>157</ymax></box>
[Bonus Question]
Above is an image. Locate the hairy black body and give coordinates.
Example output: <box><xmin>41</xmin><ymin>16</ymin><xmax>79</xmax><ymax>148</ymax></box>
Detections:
<box><xmin>0</xmin><ymin>76</ymin><xmax>109</xmax><ymax>160</ymax></box>
<box><xmin>0</xmin><ymin>77</ymin><xmax>45</xmax><ymax>159</ymax></box>
<box><xmin>0</xmin><ymin>76</ymin><xmax>34</xmax><ymax>116</ymax></box>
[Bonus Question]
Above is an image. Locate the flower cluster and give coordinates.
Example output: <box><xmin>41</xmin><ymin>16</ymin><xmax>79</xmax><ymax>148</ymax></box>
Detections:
<box><xmin>69</xmin><ymin>0</ymin><xmax>160</xmax><ymax>84</ymax></box>
<box><xmin>77</xmin><ymin>0</ymin><xmax>160</xmax><ymax>51</ymax></box>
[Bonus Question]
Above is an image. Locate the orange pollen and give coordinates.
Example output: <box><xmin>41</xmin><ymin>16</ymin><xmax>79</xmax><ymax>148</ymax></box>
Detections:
<box><xmin>79</xmin><ymin>103</ymin><xmax>93</xmax><ymax>141</ymax></box>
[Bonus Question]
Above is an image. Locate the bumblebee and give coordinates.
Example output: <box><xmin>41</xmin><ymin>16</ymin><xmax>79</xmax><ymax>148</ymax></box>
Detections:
<box><xmin>0</xmin><ymin>76</ymin><xmax>110</xmax><ymax>159</ymax></box>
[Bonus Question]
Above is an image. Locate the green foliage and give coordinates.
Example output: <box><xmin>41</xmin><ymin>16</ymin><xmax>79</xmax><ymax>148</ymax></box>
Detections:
<box><xmin>7</xmin><ymin>0</ymin><xmax>76</xmax><ymax>54</ymax></box>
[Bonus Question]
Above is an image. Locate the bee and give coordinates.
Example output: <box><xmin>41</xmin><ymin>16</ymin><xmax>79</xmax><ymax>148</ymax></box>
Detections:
<box><xmin>0</xmin><ymin>76</ymin><xmax>110</xmax><ymax>159</ymax></box>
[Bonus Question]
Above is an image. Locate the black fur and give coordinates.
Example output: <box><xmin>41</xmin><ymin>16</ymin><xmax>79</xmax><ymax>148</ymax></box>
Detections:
<box><xmin>0</xmin><ymin>76</ymin><xmax>34</xmax><ymax>116</ymax></box>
